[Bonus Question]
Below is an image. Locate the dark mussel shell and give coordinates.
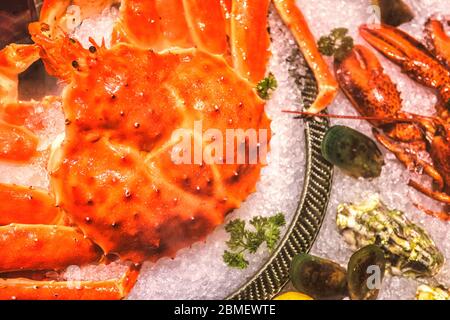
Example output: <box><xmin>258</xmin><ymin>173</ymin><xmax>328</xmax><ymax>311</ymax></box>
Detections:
<box><xmin>347</xmin><ymin>245</ymin><xmax>386</xmax><ymax>300</ymax></box>
<box><xmin>372</xmin><ymin>0</ymin><xmax>415</xmax><ymax>27</ymax></box>
<box><xmin>290</xmin><ymin>253</ymin><xmax>348</xmax><ymax>300</ymax></box>
<box><xmin>321</xmin><ymin>125</ymin><xmax>384</xmax><ymax>178</ymax></box>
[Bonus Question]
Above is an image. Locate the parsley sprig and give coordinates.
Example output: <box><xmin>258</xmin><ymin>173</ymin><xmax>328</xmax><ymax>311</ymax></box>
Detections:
<box><xmin>318</xmin><ymin>28</ymin><xmax>354</xmax><ymax>63</ymax></box>
<box><xmin>223</xmin><ymin>213</ymin><xmax>286</xmax><ymax>269</ymax></box>
<box><xmin>256</xmin><ymin>73</ymin><xmax>278</xmax><ymax>100</ymax></box>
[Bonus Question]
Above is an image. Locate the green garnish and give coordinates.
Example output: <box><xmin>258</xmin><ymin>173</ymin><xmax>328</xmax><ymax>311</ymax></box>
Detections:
<box><xmin>256</xmin><ymin>73</ymin><xmax>278</xmax><ymax>100</ymax></box>
<box><xmin>223</xmin><ymin>213</ymin><xmax>286</xmax><ymax>269</ymax></box>
<box><xmin>318</xmin><ymin>28</ymin><xmax>354</xmax><ymax>63</ymax></box>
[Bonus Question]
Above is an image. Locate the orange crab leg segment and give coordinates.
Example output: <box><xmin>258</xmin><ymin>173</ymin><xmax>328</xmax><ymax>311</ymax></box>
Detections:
<box><xmin>0</xmin><ymin>224</ymin><xmax>101</xmax><ymax>273</ymax></box>
<box><xmin>425</xmin><ymin>18</ymin><xmax>450</xmax><ymax>69</ymax></box>
<box><xmin>231</xmin><ymin>0</ymin><xmax>271</xmax><ymax>83</ymax></box>
<box><xmin>155</xmin><ymin>0</ymin><xmax>193</xmax><ymax>49</ymax></box>
<box><xmin>113</xmin><ymin>0</ymin><xmax>164</xmax><ymax>50</ymax></box>
<box><xmin>0</xmin><ymin>184</ymin><xmax>62</xmax><ymax>226</ymax></box>
<box><xmin>182</xmin><ymin>0</ymin><xmax>228</xmax><ymax>55</ymax></box>
<box><xmin>0</xmin><ymin>265</ymin><xmax>140</xmax><ymax>300</ymax></box>
<box><xmin>273</xmin><ymin>0</ymin><xmax>338</xmax><ymax>113</ymax></box>
<box><xmin>220</xmin><ymin>0</ymin><xmax>232</xmax><ymax>37</ymax></box>
<box><xmin>0</xmin><ymin>121</ymin><xmax>38</xmax><ymax>163</ymax></box>
<box><xmin>0</xmin><ymin>44</ymin><xmax>40</xmax><ymax>104</ymax></box>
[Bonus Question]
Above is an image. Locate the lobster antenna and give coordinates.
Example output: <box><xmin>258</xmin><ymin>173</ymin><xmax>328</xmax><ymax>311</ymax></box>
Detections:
<box><xmin>282</xmin><ymin>110</ymin><xmax>439</xmax><ymax>124</ymax></box>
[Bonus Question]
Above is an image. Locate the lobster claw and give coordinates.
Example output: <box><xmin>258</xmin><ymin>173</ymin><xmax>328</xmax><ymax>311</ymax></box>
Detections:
<box><xmin>425</xmin><ymin>17</ymin><xmax>450</xmax><ymax>69</ymax></box>
<box><xmin>359</xmin><ymin>24</ymin><xmax>450</xmax><ymax>94</ymax></box>
<box><xmin>335</xmin><ymin>45</ymin><xmax>403</xmax><ymax>126</ymax></box>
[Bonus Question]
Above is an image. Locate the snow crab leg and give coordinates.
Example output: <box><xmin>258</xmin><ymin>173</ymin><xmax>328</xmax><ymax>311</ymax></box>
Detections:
<box><xmin>0</xmin><ymin>44</ymin><xmax>42</xmax><ymax>163</ymax></box>
<box><xmin>273</xmin><ymin>0</ymin><xmax>338</xmax><ymax>113</ymax></box>
<box><xmin>0</xmin><ymin>265</ymin><xmax>140</xmax><ymax>300</ymax></box>
<box><xmin>0</xmin><ymin>184</ymin><xmax>62</xmax><ymax>225</ymax></box>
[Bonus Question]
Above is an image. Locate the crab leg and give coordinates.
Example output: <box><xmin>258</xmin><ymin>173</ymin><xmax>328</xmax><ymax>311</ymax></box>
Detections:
<box><xmin>425</xmin><ymin>18</ymin><xmax>450</xmax><ymax>69</ymax></box>
<box><xmin>113</xmin><ymin>0</ymin><xmax>164</xmax><ymax>50</ymax></box>
<box><xmin>230</xmin><ymin>0</ymin><xmax>271</xmax><ymax>84</ymax></box>
<box><xmin>0</xmin><ymin>265</ymin><xmax>140</xmax><ymax>300</ymax></box>
<box><xmin>0</xmin><ymin>44</ymin><xmax>40</xmax><ymax>105</ymax></box>
<box><xmin>220</xmin><ymin>0</ymin><xmax>232</xmax><ymax>37</ymax></box>
<box><xmin>182</xmin><ymin>0</ymin><xmax>228</xmax><ymax>55</ymax></box>
<box><xmin>0</xmin><ymin>121</ymin><xmax>38</xmax><ymax>163</ymax></box>
<box><xmin>0</xmin><ymin>224</ymin><xmax>101</xmax><ymax>273</ymax></box>
<box><xmin>0</xmin><ymin>184</ymin><xmax>62</xmax><ymax>226</ymax></box>
<box><xmin>273</xmin><ymin>0</ymin><xmax>338</xmax><ymax>113</ymax></box>
<box><xmin>155</xmin><ymin>0</ymin><xmax>192</xmax><ymax>49</ymax></box>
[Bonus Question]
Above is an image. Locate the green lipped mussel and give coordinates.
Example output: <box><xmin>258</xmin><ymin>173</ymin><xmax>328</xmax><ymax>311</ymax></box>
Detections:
<box><xmin>290</xmin><ymin>253</ymin><xmax>348</xmax><ymax>300</ymax></box>
<box><xmin>371</xmin><ymin>0</ymin><xmax>415</xmax><ymax>27</ymax></box>
<box><xmin>321</xmin><ymin>126</ymin><xmax>384</xmax><ymax>178</ymax></box>
<box><xmin>337</xmin><ymin>195</ymin><xmax>444</xmax><ymax>279</ymax></box>
<box><xmin>347</xmin><ymin>245</ymin><xmax>386</xmax><ymax>300</ymax></box>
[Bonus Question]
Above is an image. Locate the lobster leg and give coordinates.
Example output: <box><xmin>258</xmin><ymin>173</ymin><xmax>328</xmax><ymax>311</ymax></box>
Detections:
<box><xmin>0</xmin><ymin>184</ymin><xmax>62</xmax><ymax>226</ymax></box>
<box><xmin>373</xmin><ymin>129</ymin><xmax>445</xmax><ymax>190</ymax></box>
<box><xmin>0</xmin><ymin>265</ymin><xmax>140</xmax><ymax>300</ymax></box>
<box><xmin>409</xmin><ymin>180</ymin><xmax>450</xmax><ymax>205</ymax></box>
<box><xmin>425</xmin><ymin>18</ymin><xmax>450</xmax><ymax>69</ymax></box>
<box><xmin>273</xmin><ymin>0</ymin><xmax>338</xmax><ymax>113</ymax></box>
<box><xmin>230</xmin><ymin>0</ymin><xmax>271</xmax><ymax>84</ymax></box>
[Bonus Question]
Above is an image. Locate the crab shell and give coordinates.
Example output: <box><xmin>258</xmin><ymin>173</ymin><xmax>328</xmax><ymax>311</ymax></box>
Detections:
<box><xmin>43</xmin><ymin>41</ymin><xmax>271</xmax><ymax>263</ymax></box>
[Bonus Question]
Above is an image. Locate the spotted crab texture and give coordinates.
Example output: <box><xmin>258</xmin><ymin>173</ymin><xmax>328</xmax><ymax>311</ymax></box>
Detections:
<box><xmin>46</xmin><ymin>43</ymin><xmax>271</xmax><ymax>263</ymax></box>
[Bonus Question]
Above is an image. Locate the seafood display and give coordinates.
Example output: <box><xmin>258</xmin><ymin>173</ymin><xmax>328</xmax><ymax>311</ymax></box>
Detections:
<box><xmin>0</xmin><ymin>0</ymin><xmax>338</xmax><ymax>300</ymax></box>
<box><xmin>1</xmin><ymin>0</ymin><xmax>450</xmax><ymax>301</ymax></box>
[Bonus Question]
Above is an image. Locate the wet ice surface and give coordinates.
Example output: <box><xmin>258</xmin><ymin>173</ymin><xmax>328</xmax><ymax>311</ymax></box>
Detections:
<box><xmin>303</xmin><ymin>0</ymin><xmax>450</xmax><ymax>300</ymax></box>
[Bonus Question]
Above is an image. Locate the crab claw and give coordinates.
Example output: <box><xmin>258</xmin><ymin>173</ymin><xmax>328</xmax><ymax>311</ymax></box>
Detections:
<box><xmin>359</xmin><ymin>24</ymin><xmax>450</xmax><ymax>95</ymax></box>
<box><xmin>335</xmin><ymin>45</ymin><xmax>403</xmax><ymax>126</ymax></box>
<box><xmin>425</xmin><ymin>18</ymin><xmax>450</xmax><ymax>69</ymax></box>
